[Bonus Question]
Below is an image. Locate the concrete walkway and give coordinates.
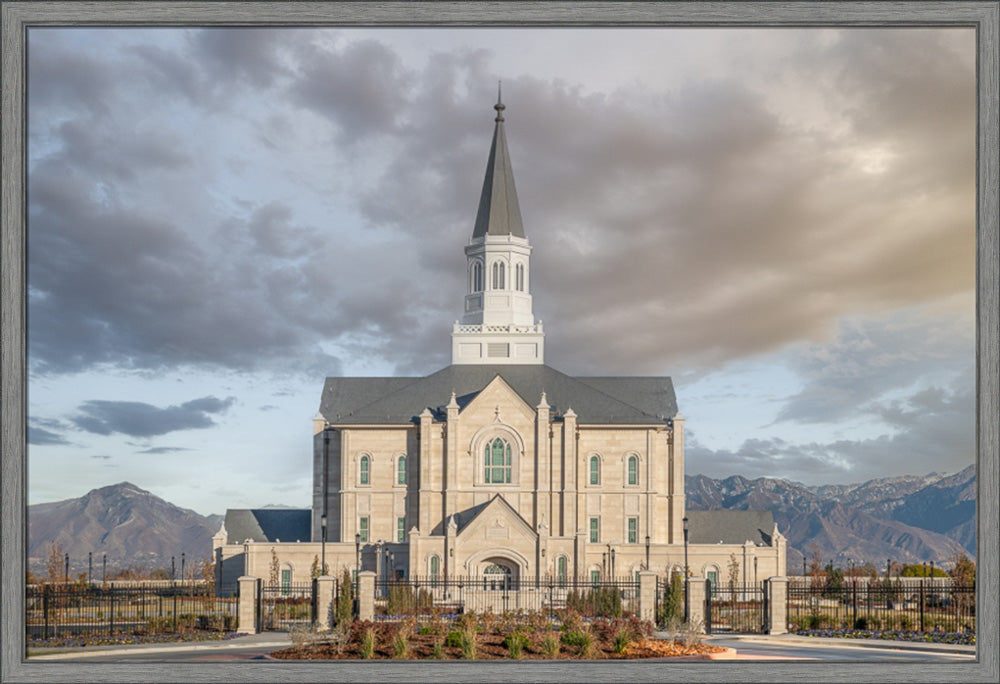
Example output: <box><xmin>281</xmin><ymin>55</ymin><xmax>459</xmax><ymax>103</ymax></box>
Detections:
<box><xmin>697</xmin><ymin>632</ymin><xmax>976</xmax><ymax>655</ymax></box>
<box><xmin>28</xmin><ymin>631</ymin><xmax>292</xmax><ymax>660</ymax></box>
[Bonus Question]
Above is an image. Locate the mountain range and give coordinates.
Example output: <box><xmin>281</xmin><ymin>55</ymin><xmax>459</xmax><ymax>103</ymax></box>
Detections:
<box><xmin>27</xmin><ymin>466</ymin><xmax>975</xmax><ymax>578</ymax></box>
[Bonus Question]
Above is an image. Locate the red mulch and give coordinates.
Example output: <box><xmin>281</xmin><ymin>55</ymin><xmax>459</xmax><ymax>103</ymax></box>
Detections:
<box><xmin>271</xmin><ymin>632</ymin><xmax>726</xmax><ymax>660</ymax></box>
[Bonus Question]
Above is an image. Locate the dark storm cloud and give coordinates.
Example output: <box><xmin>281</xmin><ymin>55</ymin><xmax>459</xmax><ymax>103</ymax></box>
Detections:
<box><xmin>26</xmin><ymin>28</ymin><xmax>973</xmax><ymax>385</ymax></box>
<box><xmin>288</xmin><ymin>38</ymin><xmax>410</xmax><ymax>142</ymax></box>
<box><xmin>71</xmin><ymin>396</ymin><xmax>235</xmax><ymax>438</ymax></box>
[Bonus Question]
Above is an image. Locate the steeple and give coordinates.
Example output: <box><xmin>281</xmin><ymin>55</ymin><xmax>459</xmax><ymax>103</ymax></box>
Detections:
<box><xmin>472</xmin><ymin>83</ymin><xmax>525</xmax><ymax>239</ymax></box>
<box><xmin>452</xmin><ymin>88</ymin><xmax>545</xmax><ymax>365</ymax></box>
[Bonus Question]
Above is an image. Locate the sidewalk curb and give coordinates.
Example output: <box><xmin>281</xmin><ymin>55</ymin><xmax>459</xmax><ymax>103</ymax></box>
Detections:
<box><xmin>29</xmin><ymin>637</ymin><xmax>292</xmax><ymax>661</ymax></box>
<box><xmin>712</xmin><ymin>634</ymin><xmax>975</xmax><ymax>655</ymax></box>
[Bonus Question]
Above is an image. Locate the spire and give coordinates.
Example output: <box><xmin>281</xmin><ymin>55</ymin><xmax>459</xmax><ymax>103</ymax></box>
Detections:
<box><xmin>472</xmin><ymin>83</ymin><xmax>525</xmax><ymax>239</ymax></box>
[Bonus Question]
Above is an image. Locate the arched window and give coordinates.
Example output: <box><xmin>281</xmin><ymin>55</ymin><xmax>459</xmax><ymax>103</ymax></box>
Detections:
<box><xmin>557</xmin><ymin>556</ymin><xmax>568</xmax><ymax>586</ymax></box>
<box><xmin>627</xmin><ymin>455</ymin><xmax>638</xmax><ymax>486</ymax></box>
<box><xmin>492</xmin><ymin>261</ymin><xmax>506</xmax><ymax>289</ymax></box>
<box><xmin>515</xmin><ymin>263</ymin><xmax>524</xmax><ymax>291</ymax></box>
<box><xmin>471</xmin><ymin>261</ymin><xmax>483</xmax><ymax>292</ymax></box>
<box><xmin>484</xmin><ymin>437</ymin><xmax>512</xmax><ymax>483</ymax></box>
<box><xmin>397</xmin><ymin>455</ymin><xmax>406</xmax><ymax>485</ymax></box>
<box><xmin>590</xmin><ymin>455</ymin><xmax>600</xmax><ymax>485</ymax></box>
<box><xmin>430</xmin><ymin>555</ymin><xmax>439</xmax><ymax>581</ymax></box>
<box><xmin>359</xmin><ymin>455</ymin><xmax>370</xmax><ymax>485</ymax></box>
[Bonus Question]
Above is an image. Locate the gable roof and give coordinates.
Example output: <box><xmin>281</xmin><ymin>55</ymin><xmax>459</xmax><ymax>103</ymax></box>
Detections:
<box><xmin>455</xmin><ymin>494</ymin><xmax>536</xmax><ymax>539</ymax></box>
<box><xmin>223</xmin><ymin>508</ymin><xmax>312</xmax><ymax>545</ymax></box>
<box><xmin>319</xmin><ymin>364</ymin><xmax>677</xmax><ymax>426</ymax></box>
<box><xmin>685</xmin><ymin>510</ymin><xmax>774</xmax><ymax>546</ymax></box>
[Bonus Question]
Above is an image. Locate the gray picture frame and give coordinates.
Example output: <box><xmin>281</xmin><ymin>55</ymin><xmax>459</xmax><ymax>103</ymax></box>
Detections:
<box><xmin>2</xmin><ymin>2</ymin><xmax>997</xmax><ymax>682</ymax></box>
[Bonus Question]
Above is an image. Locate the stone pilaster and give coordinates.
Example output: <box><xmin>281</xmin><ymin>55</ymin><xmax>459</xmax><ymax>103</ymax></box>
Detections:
<box><xmin>358</xmin><ymin>571</ymin><xmax>376</xmax><ymax>621</ymax></box>
<box><xmin>315</xmin><ymin>575</ymin><xmax>337</xmax><ymax>630</ymax></box>
<box><xmin>685</xmin><ymin>577</ymin><xmax>706</xmax><ymax>632</ymax></box>
<box><xmin>535</xmin><ymin>392</ymin><xmax>550</xmax><ymax>530</ymax></box>
<box><xmin>237</xmin><ymin>576</ymin><xmax>260</xmax><ymax>634</ymax></box>
<box><xmin>638</xmin><ymin>571</ymin><xmax>657</xmax><ymax>623</ymax></box>
<box><xmin>767</xmin><ymin>576</ymin><xmax>789</xmax><ymax>635</ymax></box>
<box><xmin>445</xmin><ymin>393</ymin><xmax>459</xmax><ymax>522</ymax></box>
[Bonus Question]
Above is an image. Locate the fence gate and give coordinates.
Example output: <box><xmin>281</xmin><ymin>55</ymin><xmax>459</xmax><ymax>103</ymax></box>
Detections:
<box><xmin>706</xmin><ymin>582</ymin><xmax>767</xmax><ymax>634</ymax></box>
<box><xmin>257</xmin><ymin>581</ymin><xmax>316</xmax><ymax>631</ymax></box>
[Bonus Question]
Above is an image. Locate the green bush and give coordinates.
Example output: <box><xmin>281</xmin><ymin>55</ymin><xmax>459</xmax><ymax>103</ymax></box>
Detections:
<box><xmin>540</xmin><ymin>633</ymin><xmax>560</xmax><ymax>657</ymax></box>
<box><xmin>853</xmin><ymin>616</ymin><xmax>868</xmax><ymax>630</ymax></box>
<box><xmin>360</xmin><ymin>627</ymin><xmax>376</xmax><ymax>659</ymax></box>
<box><xmin>444</xmin><ymin>630</ymin><xmax>464</xmax><ymax>648</ymax></box>
<box><xmin>503</xmin><ymin>631</ymin><xmax>530</xmax><ymax>658</ymax></box>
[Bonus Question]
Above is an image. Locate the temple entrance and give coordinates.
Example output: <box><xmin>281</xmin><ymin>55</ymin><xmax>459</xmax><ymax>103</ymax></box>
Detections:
<box><xmin>482</xmin><ymin>562</ymin><xmax>513</xmax><ymax>590</ymax></box>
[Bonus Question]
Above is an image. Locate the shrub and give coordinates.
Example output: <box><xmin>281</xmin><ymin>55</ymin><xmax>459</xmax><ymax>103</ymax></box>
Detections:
<box><xmin>459</xmin><ymin>624</ymin><xmax>477</xmax><ymax>659</ymax></box>
<box><xmin>540</xmin><ymin>633</ymin><xmax>560</xmax><ymax>657</ymax></box>
<box><xmin>853</xmin><ymin>616</ymin><xmax>868</xmax><ymax>630</ymax></box>
<box><xmin>431</xmin><ymin>640</ymin><xmax>445</xmax><ymax>659</ymax></box>
<box><xmin>336</xmin><ymin>570</ymin><xmax>354</xmax><ymax>626</ymax></box>
<box><xmin>444</xmin><ymin>630</ymin><xmax>464</xmax><ymax>648</ymax></box>
<box><xmin>561</xmin><ymin>610</ymin><xmax>583</xmax><ymax>634</ymax></box>
<box><xmin>360</xmin><ymin>627</ymin><xmax>376</xmax><ymax>659</ymax></box>
<box><xmin>503</xmin><ymin>631</ymin><xmax>530</xmax><ymax>659</ymax></box>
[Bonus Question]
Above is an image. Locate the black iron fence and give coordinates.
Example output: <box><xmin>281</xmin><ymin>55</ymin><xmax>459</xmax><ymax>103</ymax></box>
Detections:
<box><xmin>787</xmin><ymin>580</ymin><xmax>975</xmax><ymax>633</ymax></box>
<box><xmin>257</xmin><ymin>580</ymin><xmax>317</xmax><ymax>631</ymax></box>
<box><xmin>705</xmin><ymin>581</ymin><xmax>767</xmax><ymax>634</ymax></box>
<box><xmin>26</xmin><ymin>581</ymin><xmax>237</xmax><ymax>640</ymax></box>
<box><xmin>373</xmin><ymin>576</ymin><xmax>639</xmax><ymax>620</ymax></box>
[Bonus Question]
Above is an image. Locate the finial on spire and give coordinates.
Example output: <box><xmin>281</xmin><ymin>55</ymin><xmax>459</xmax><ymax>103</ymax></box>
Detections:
<box><xmin>494</xmin><ymin>80</ymin><xmax>505</xmax><ymax>122</ymax></box>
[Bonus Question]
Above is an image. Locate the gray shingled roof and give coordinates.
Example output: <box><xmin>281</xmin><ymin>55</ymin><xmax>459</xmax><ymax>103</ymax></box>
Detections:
<box><xmin>685</xmin><ymin>510</ymin><xmax>774</xmax><ymax>546</ymax></box>
<box><xmin>472</xmin><ymin>96</ymin><xmax>525</xmax><ymax>239</ymax></box>
<box><xmin>224</xmin><ymin>509</ymin><xmax>312</xmax><ymax>544</ymax></box>
<box><xmin>318</xmin><ymin>364</ymin><xmax>677</xmax><ymax>425</ymax></box>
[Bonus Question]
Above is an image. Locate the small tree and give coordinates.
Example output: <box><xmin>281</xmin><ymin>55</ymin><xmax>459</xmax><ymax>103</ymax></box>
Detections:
<box><xmin>269</xmin><ymin>548</ymin><xmax>280</xmax><ymax>587</ymax></box>
<box><xmin>310</xmin><ymin>555</ymin><xmax>330</xmax><ymax>579</ymax></box>
<box><xmin>45</xmin><ymin>541</ymin><xmax>65</xmax><ymax>584</ymax></box>
<box><xmin>948</xmin><ymin>552</ymin><xmax>975</xmax><ymax>585</ymax></box>
<box><xmin>336</xmin><ymin>568</ymin><xmax>353</xmax><ymax>625</ymax></box>
<box><xmin>727</xmin><ymin>553</ymin><xmax>740</xmax><ymax>592</ymax></box>
<box><xmin>659</xmin><ymin>570</ymin><xmax>684</xmax><ymax>628</ymax></box>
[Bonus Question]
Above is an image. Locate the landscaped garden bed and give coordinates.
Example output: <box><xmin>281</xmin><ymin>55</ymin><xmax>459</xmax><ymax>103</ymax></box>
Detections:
<box><xmin>271</xmin><ymin>611</ymin><xmax>727</xmax><ymax>660</ymax></box>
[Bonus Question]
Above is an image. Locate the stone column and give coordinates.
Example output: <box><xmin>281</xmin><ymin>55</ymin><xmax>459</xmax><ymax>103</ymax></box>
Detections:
<box><xmin>685</xmin><ymin>577</ymin><xmax>706</xmax><ymax>633</ymax></box>
<box><xmin>358</xmin><ymin>571</ymin><xmax>376</xmax><ymax>621</ymax></box>
<box><xmin>315</xmin><ymin>575</ymin><xmax>337</xmax><ymax>630</ymax></box>
<box><xmin>767</xmin><ymin>576</ymin><xmax>789</xmax><ymax>635</ymax></box>
<box><xmin>237</xmin><ymin>576</ymin><xmax>260</xmax><ymax>634</ymax></box>
<box><xmin>638</xmin><ymin>571</ymin><xmax>657</xmax><ymax>623</ymax></box>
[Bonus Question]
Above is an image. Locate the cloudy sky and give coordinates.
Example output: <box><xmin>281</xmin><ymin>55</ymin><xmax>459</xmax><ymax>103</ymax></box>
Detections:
<box><xmin>27</xmin><ymin>27</ymin><xmax>976</xmax><ymax>516</ymax></box>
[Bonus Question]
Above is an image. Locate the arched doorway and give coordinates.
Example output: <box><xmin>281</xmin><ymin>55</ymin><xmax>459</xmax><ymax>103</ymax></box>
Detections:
<box><xmin>480</xmin><ymin>558</ymin><xmax>517</xmax><ymax>590</ymax></box>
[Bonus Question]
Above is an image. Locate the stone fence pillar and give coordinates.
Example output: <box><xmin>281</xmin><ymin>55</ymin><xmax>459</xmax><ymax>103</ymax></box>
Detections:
<box><xmin>638</xmin><ymin>571</ymin><xmax>657</xmax><ymax>623</ymax></box>
<box><xmin>685</xmin><ymin>578</ymin><xmax>706</xmax><ymax>633</ymax></box>
<box><xmin>767</xmin><ymin>576</ymin><xmax>789</xmax><ymax>635</ymax></box>
<box><xmin>358</xmin><ymin>571</ymin><xmax>376</xmax><ymax>621</ymax></box>
<box><xmin>237</xmin><ymin>576</ymin><xmax>260</xmax><ymax>634</ymax></box>
<box><xmin>315</xmin><ymin>575</ymin><xmax>337</xmax><ymax>631</ymax></box>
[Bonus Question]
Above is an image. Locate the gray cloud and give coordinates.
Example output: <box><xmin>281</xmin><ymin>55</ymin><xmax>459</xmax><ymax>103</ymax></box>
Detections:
<box><xmin>71</xmin><ymin>396</ymin><xmax>235</xmax><ymax>438</ymax></box>
<box><xmin>26</xmin><ymin>28</ymin><xmax>973</xmax><ymax>386</ymax></box>
<box><xmin>775</xmin><ymin>308</ymin><xmax>973</xmax><ymax>424</ymax></box>
<box><xmin>27</xmin><ymin>426</ymin><xmax>70</xmax><ymax>446</ymax></box>
<box><xmin>135</xmin><ymin>447</ymin><xmax>191</xmax><ymax>455</ymax></box>
<box><xmin>688</xmin><ymin>378</ymin><xmax>974</xmax><ymax>485</ymax></box>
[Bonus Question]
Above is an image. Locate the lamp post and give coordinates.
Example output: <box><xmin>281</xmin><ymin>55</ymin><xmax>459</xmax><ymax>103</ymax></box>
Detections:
<box><xmin>610</xmin><ymin>547</ymin><xmax>616</xmax><ymax>578</ymax></box>
<box><xmin>103</xmin><ymin>554</ymin><xmax>107</xmax><ymax>583</ymax></box>
<box><xmin>754</xmin><ymin>556</ymin><xmax>758</xmax><ymax>589</ymax></box>
<box><xmin>181</xmin><ymin>552</ymin><xmax>186</xmax><ymax>581</ymax></box>
<box><xmin>88</xmin><ymin>552</ymin><xmax>92</xmax><ymax>585</ymax></box>
<box><xmin>171</xmin><ymin>556</ymin><xmax>175</xmax><ymax>580</ymax></box>
<box><xmin>682</xmin><ymin>516</ymin><xmax>689</xmax><ymax>623</ymax></box>
<box><xmin>64</xmin><ymin>553</ymin><xmax>69</xmax><ymax>584</ymax></box>
<box><xmin>887</xmin><ymin>558</ymin><xmax>891</xmax><ymax>580</ymax></box>
<box><xmin>355</xmin><ymin>531</ymin><xmax>361</xmax><ymax>582</ymax></box>
<box><xmin>321</xmin><ymin>429</ymin><xmax>329</xmax><ymax>577</ymax></box>
<box><xmin>682</xmin><ymin>516</ymin><xmax>689</xmax><ymax>578</ymax></box>
<box><xmin>645</xmin><ymin>535</ymin><xmax>650</xmax><ymax>571</ymax></box>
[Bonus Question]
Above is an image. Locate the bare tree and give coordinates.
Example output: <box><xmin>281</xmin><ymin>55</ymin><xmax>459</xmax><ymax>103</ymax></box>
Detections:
<box><xmin>269</xmin><ymin>548</ymin><xmax>280</xmax><ymax>587</ymax></box>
